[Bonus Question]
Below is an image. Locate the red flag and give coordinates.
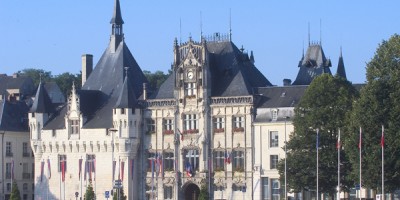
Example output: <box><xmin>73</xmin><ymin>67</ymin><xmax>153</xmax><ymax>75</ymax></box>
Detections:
<box><xmin>40</xmin><ymin>161</ymin><xmax>45</xmax><ymax>182</ymax></box>
<box><xmin>336</xmin><ymin>131</ymin><xmax>341</xmax><ymax>149</ymax></box>
<box><xmin>47</xmin><ymin>159</ymin><xmax>51</xmax><ymax>179</ymax></box>
<box><xmin>358</xmin><ymin>127</ymin><xmax>362</xmax><ymax>150</ymax></box>
<box><xmin>61</xmin><ymin>160</ymin><xmax>66</xmax><ymax>182</ymax></box>
<box><xmin>78</xmin><ymin>159</ymin><xmax>82</xmax><ymax>181</ymax></box>
<box><xmin>121</xmin><ymin>161</ymin><xmax>125</xmax><ymax>181</ymax></box>
<box><xmin>381</xmin><ymin>125</ymin><xmax>385</xmax><ymax>148</ymax></box>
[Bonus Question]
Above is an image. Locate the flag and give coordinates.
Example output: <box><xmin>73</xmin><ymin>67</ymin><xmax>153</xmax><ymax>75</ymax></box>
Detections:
<box><xmin>157</xmin><ymin>153</ymin><xmax>163</xmax><ymax>174</ymax></box>
<box><xmin>11</xmin><ymin>159</ymin><xmax>14</xmax><ymax>180</ymax></box>
<box><xmin>336</xmin><ymin>130</ymin><xmax>341</xmax><ymax>149</ymax></box>
<box><xmin>93</xmin><ymin>158</ymin><xmax>96</xmax><ymax>181</ymax></box>
<box><xmin>61</xmin><ymin>160</ymin><xmax>66</xmax><ymax>182</ymax></box>
<box><xmin>381</xmin><ymin>125</ymin><xmax>384</xmax><ymax>148</ymax></box>
<box><xmin>84</xmin><ymin>161</ymin><xmax>88</xmax><ymax>181</ymax></box>
<box><xmin>121</xmin><ymin>161</ymin><xmax>125</xmax><ymax>181</ymax></box>
<box><xmin>112</xmin><ymin>160</ymin><xmax>116</xmax><ymax>181</ymax></box>
<box><xmin>178</xmin><ymin>128</ymin><xmax>183</xmax><ymax>141</ymax></box>
<box><xmin>131</xmin><ymin>159</ymin><xmax>134</xmax><ymax>180</ymax></box>
<box><xmin>358</xmin><ymin>127</ymin><xmax>362</xmax><ymax>149</ymax></box>
<box><xmin>89</xmin><ymin>159</ymin><xmax>92</xmax><ymax>181</ymax></box>
<box><xmin>40</xmin><ymin>161</ymin><xmax>45</xmax><ymax>182</ymax></box>
<box><xmin>316</xmin><ymin>129</ymin><xmax>319</xmax><ymax>149</ymax></box>
<box><xmin>224</xmin><ymin>151</ymin><xmax>231</xmax><ymax>164</ymax></box>
<box><xmin>78</xmin><ymin>159</ymin><xmax>82</xmax><ymax>181</ymax></box>
<box><xmin>185</xmin><ymin>161</ymin><xmax>192</xmax><ymax>177</ymax></box>
<box><xmin>47</xmin><ymin>159</ymin><xmax>51</xmax><ymax>179</ymax></box>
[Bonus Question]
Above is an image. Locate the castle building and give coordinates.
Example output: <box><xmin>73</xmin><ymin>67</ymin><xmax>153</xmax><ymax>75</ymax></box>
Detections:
<box><xmin>28</xmin><ymin>1</ymin><xmax>350</xmax><ymax>200</ymax></box>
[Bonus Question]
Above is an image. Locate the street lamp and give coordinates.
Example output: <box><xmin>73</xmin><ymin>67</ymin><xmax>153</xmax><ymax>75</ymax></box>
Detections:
<box><xmin>75</xmin><ymin>192</ymin><xmax>79</xmax><ymax>200</ymax></box>
<box><xmin>284</xmin><ymin>116</ymin><xmax>289</xmax><ymax>200</ymax></box>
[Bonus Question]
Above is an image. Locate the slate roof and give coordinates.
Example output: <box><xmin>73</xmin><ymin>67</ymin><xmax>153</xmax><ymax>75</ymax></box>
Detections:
<box><xmin>292</xmin><ymin>44</ymin><xmax>332</xmax><ymax>85</ymax></box>
<box><xmin>0</xmin><ymin>75</ymin><xmax>35</xmax><ymax>98</ymax></box>
<box><xmin>0</xmin><ymin>100</ymin><xmax>29</xmax><ymax>132</ymax></box>
<box><xmin>150</xmin><ymin>74</ymin><xmax>175</xmax><ymax>99</ymax></box>
<box><xmin>30</xmin><ymin>82</ymin><xmax>55</xmax><ymax>113</ymax></box>
<box><xmin>336</xmin><ymin>51</ymin><xmax>347</xmax><ymax>79</ymax></box>
<box><xmin>115</xmin><ymin>72</ymin><xmax>138</xmax><ymax>108</ymax></box>
<box><xmin>254</xmin><ymin>85</ymin><xmax>307</xmax><ymax>108</ymax></box>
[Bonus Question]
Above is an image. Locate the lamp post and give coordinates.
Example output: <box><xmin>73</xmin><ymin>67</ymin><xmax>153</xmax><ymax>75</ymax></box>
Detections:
<box><xmin>75</xmin><ymin>192</ymin><xmax>79</xmax><ymax>200</ymax></box>
<box><xmin>109</xmin><ymin>128</ymin><xmax>118</xmax><ymax>198</ymax></box>
<box><xmin>284</xmin><ymin>116</ymin><xmax>289</xmax><ymax>200</ymax></box>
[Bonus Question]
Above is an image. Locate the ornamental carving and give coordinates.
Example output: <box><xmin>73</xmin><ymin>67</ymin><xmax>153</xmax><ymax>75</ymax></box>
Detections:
<box><xmin>211</xmin><ymin>96</ymin><xmax>253</xmax><ymax>105</ymax></box>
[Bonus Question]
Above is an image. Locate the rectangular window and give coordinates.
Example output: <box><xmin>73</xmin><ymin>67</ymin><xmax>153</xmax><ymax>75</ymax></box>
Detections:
<box><xmin>164</xmin><ymin>185</ymin><xmax>173</xmax><ymax>200</ymax></box>
<box><xmin>23</xmin><ymin>163</ymin><xmax>30</xmax><ymax>179</ymax></box>
<box><xmin>163</xmin><ymin>152</ymin><xmax>174</xmax><ymax>171</ymax></box>
<box><xmin>186</xmin><ymin>83</ymin><xmax>197</xmax><ymax>96</ymax></box>
<box><xmin>183</xmin><ymin>114</ymin><xmax>198</xmax><ymax>133</ymax></box>
<box><xmin>6</xmin><ymin>183</ymin><xmax>11</xmax><ymax>192</ymax></box>
<box><xmin>213</xmin><ymin>151</ymin><xmax>225</xmax><ymax>171</ymax></box>
<box><xmin>233</xmin><ymin>116</ymin><xmax>244</xmax><ymax>132</ymax></box>
<box><xmin>262</xmin><ymin>177</ymin><xmax>269</xmax><ymax>200</ymax></box>
<box><xmin>23</xmin><ymin>183</ymin><xmax>28</xmax><ymax>191</ymax></box>
<box><xmin>6</xmin><ymin>142</ymin><xmax>12</xmax><ymax>157</ymax></box>
<box><xmin>213</xmin><ymin>117</ymin><xmax>225</xmax><ymax>133</ymax></box>
<box><xmin>5</xmin><ymin>163</ymin><xmax>12</xmax><ymax>179</ymax></box>
<box><xmin>70</xmin><ymin>119</ymin><xmax>80</xmax><ymax>134</ymax></box>
<box><xmin>270</xmin><ymin>155</ymin><xmax>278</xmax><ymax>169</ymax></box>
<box><xmin>163</xmin><ymin>119</ymin><xmax>174</xmax><ymax>135</ymax></box>
<box><xmin>23</xmin><ymin>142</ymin><xmax>30</xmax><ymax>157</ymax></box>
<box><xmin>232</xmin><ymin>150</ymin><xmax>244</xmax><ymax>172</ymax></box>
<box><xmin>58</xmin><ymin>155</ymin><xmax>67</xmax><ymax>172</ymax></box>
<box><xmin>270</xmin><ymin>131</ymin><xmax>279</xmax><ymax>148</ymax></box>
<box><xmin>184</xmin><ymin>149</ymin><xmax>200</xmax><ymax>172</ymax></box>
<box><xmin>120</xmin><ymin>108</ymin><xmax>125</xmax><ymax>114</ymax></box>
<box><xmin>271</xmin><ymin>179</ymin><xmax>280</xmax><ymax>200</ymax></box>
<box><xmin>23</xmin><ymin>194</ymin><xmax>28</xmax><ymax>200</ymax></box>
<box><xmin>147</xmin><ymin>152</ymin><xmax>156</xmax><ymax>172</ymax></box>
<box><xmin>146</xmin><ymin>119</ymin><xmax>156</xmax><ymax>134</ymax></box>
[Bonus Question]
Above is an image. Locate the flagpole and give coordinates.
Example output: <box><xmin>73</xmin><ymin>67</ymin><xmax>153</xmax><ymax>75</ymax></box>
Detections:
<box><xmin>359</xmin><ymin>127</ymin><xmax>362</xmax><ymax>200</ymax></box>
<box><xmin>337</xmin><ymin>129</ymin><xmax>340</xmax><ymax>200</ymax></box>
<box><xmin>316</xmin><ymin>128</ymin><xmax>319</xmax><ymax>200</ymax></box>
<box><xmin>381</xmin><ymin>125</ymin><xmax>384</xmax><ymax>200</ymax></box>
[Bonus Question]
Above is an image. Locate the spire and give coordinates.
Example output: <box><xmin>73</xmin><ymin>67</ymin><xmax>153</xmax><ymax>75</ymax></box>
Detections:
<box><xmin>115</xmin><ymin>67</ymin><xmax>137</xmax><ymax>108</ymax></box>
<box><xmin>109</xmin><ymin>0</ymin><xmax>124</xmax><ymax>53</ymax></box>
<box><xmin>336</xmin><ymin>47</ymin><xmax>347</xmax><ymax>79</ymax></box>
<box><xmin>110</xmin><ymin>0</ymin><xmax>124</xmax><ymax>26</ymax></box>
<box><xmin>250</xmin><ymin>51</ymin><xmax>255</xmax><ymax>64</ymax></box>
<box><xmin>30</xmin><ymin>81</ymin><xmax>54</xmax><ymax>113</ymax></box>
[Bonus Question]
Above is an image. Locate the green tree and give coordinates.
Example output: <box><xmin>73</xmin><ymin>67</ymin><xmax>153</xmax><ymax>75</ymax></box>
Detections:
<box><xmin>198</xmin><ymin>184</ymin><xmax>209</xmax><ymax>200</ymax></box>
<box><xmin>10</xmin><ymin>181</ymin><xmax>21</xmax><ymax>200</ymax></box>
<box><xmin>17</xmin><ymin>68</ymin><xmax>52</xmax><ymax>87</ymax></box>
<box><xmin>278</xmin><ymin>74</ymin><xmax>357</xmax><ymax>196</ymax></box>
<box><xmin>53</xmin><ymin>72</ymin><xmax>82</xmax><ymax>97</ymax></box>
<box><xmin>143</xmin><ymin>70</ymin><xmax>171</xmax><ymax>90</ymax></box>
<box><xmin>85</xmin><ymin>181</ymin><xmax>95</xmax><ymax>200</ymax></box>
<box><xmin>113</xmin><ymin>187</ymin><xmax>127</xmax><ymax>200</ymax></box>
<box><xmin>345</xmin><ymin>34</ymin><xmax>400</xmax><ymax>192</ymax></box>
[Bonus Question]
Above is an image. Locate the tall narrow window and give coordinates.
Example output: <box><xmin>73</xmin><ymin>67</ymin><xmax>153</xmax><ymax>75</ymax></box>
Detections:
<box><xmin>184</xmin><ymin>149</ymin><xmax>200</xmax><ymax>172</ymax></box>
<box><xmin>213</xmin><ymin>150</ymin><xmax>225</xmax><ymax>171</ymax></box>
<box><xmin>270</xmin><ymin>155</ymin><xmax>278</xmax><ymax>169</ymax></box>
<box><xmin>23</xmin><ymin>163</ymin><xmax>30</xmax><ymax>179</ymax></box>
<box><xmin>271</xmin><ymin>179</ymin><xmax>280</xmax><ymax>200</ymax></box>
<box><xmin>213</xmin><ymin>117</ymin><xmax>225</xmax><ymax>133</ymax></box>
<box><xmin>232</xmin><ymin>150</ymin><xmax>244</xmax><ymax>172</ymax></box>
<box><xmin>146</xmin><ymin>119</ymin><xmax>156</xmax><ymax>134</ymax></box>
<box><xmin>164</xmin><ymin>185</ymin><xmax>173</xmax><ymax>200</ymax></box>
<box><xmin>5</xmin><ymin>163</ymin><xmax>12</xmax><ymax>179</ymax></box>
<box><xmin>6</xmin><ymin>142</ymin><xmax>12</xmax><ymax>157</ymax></box>
<box><xmin>163</xmin><ymin>152</ymin><xmax>174</xmax><ymax>171</ymax></box>
<box><xmin>270</xmin><ymin>131</ymin><xmax>279</xmax><ymax>148</ymax></box>
<box><xmin>233</xmin><ymin>116</ymin><xmax>244</xmax><ymax>132</ymax></box>
<box><xmin>70</xmin><ymin>119</ymin><xmax>80</xmax><ymax>134</ymax></box>
<box><xmin>23</xmin><ymin>142</ymin><xmax>29</xmax><ymax>157</ymax></box>
<box><xmin>163</xmin><ymin>119</ymin><xmax>174</xmax><ymax>135</ymax></box>
<box><xmin>262</xmin><ymin>177</ymin><xmax>269</xmax><ymax>200</ymax></box>
<box><xmin>183</xmin><ymin>114</ymin><xmax>198</xmax><ymax>133</ymax></box>
<box><xmin>186</xmin><ymin>83</ymin><xmax>197</xmax><ymax>96</ymax></box>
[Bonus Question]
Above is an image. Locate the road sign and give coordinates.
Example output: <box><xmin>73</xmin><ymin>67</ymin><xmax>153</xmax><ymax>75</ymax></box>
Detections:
<box><xmin>113</xmin><ymin>180</ymin><xmax>122</xmax><ymax>188</ymax></box>
<box><xmin>355</xmin><ymin>184</ymin><xmax>360</xmax><ymax>190</ymax></box>
<box><xmin>105</xmin><ymin>191</ymin><xmax>110</xmax><ymax>198</ymax></box>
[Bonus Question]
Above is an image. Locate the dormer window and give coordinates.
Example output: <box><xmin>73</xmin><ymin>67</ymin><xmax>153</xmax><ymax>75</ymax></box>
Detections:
<box><xmin>120</xmin><ymin>108</ymin><xmax>125</xmax><ymax>114</ymax></box>
<box><xmin>69</xmin><ymin>119</ymin><xmax>80</xmax><ymax>134</ymax></box>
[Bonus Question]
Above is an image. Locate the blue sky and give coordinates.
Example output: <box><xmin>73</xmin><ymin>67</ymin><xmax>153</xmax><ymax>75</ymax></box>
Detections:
<box><xmin>1</xmin><ymin>0</ymin><xmax>399</xmax><ymax>86</ymax></box>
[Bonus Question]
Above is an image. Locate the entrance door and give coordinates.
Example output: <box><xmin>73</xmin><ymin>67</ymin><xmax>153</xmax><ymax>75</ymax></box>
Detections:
<box><xmin>184</xmin><ymin>183</ymin><xmax>200</xmax><ymax>200</ymax></box>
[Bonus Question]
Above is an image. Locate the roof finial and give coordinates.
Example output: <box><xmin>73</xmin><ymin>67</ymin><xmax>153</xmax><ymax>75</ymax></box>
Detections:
<box><xmin>240</xmin><ymin>45</ymin><xmax>244</xmax><ymax>52</ymax></box>
<box><xmin>229</xmin><ymin>8</ymin><xmax>232</xmax><ymax>41</ymax></box>
<box><xmin>340</xmin><ymin>46</ymin><xmax>343</xmax><ymax>57</ymax></box>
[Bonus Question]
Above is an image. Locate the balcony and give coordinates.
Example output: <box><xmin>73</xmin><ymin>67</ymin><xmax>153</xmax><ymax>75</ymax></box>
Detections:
<box><xmin>5</xmin><ymin>152</ymin><xmax>13</xmax><ymax>157</ymax></box>
<box><xmin>213</xmin><ymin>128</ymin><xmax>225</xmax><ymax>133</ymax></box>
<box><xmin>23</xmin><ymin>173</ymin><xmax>31</xmax><ymax>179</ymax></box>
<box><xmin>233</xmin><ymin>127</ymin><xmax>244</xmax><ymax>133</ymax></box>
<box><xmin>23</xmin><ymin>152</ymin><xmax>31</xmax><ymax>157</ymax></box>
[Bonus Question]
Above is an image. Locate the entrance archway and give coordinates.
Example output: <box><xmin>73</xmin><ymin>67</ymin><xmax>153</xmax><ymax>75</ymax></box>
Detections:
<box><xmin>183</xmin><ymin>183</ymin><xmax>200</xmax><ymax>200</ymax></box>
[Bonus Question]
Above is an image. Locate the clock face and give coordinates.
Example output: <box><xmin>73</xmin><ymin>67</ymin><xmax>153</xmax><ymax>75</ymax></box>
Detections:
<box><xmin>187</xmin><ymin>71</ymin><xmax>194</xmax><ymax>79</ymax></box>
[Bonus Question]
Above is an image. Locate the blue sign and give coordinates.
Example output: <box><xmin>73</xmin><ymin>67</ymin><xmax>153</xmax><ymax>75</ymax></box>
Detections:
<box><xmin>105</xmin><ymin>191</ymin><xmax>110</xmax><ymax>198</ymax></box>
<box><xmin>355</xmin><ymin>184</ymin><xmax>360</xmax><ymax>190</ymax></box>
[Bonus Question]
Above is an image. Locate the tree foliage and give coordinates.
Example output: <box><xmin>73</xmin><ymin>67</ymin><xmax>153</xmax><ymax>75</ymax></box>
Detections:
<box><xmin>113</xmin><ymin>187</ymin><xmax>127</xmax><ymax>200</ymax></box>
<box><xmin>17</xmin><ymin>68</ymin><xmax>52</xmax><ymax>87</ymax></box>
<box><xmin>85</xmin><ymin>181</ymin><xmax>96</xmax><ymax>200</ymax></box>
<box><xmin>344</xmin><ymin>34</ymin><xmax>400</xmax><ymax>192</ymax></box>
<box><xmin>10</xmin><ymin>181</ymin><xmax>21</xmax><ymax>200</ymax></box>
<box><xmin>278</xmin><ymin>74</ymin><xmax>357</xmax><ymax>195</ymax></box>
<box><xmin>198</xmin><ymin>184</ymin><xmax>209</xmax><ymax>200</ymax></box>
<box><xmin>143</xmin><ymin>70</ymin><xmax>171</xmax><ymax>90</ymax></box>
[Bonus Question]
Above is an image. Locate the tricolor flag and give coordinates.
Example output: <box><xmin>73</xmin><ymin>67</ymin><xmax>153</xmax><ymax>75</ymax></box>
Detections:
<box><xmin>47</xmin><ymin>159</ymin><xmax>51</xmax><ymax>179</ymax></box>
<box><xmin>40</xmin><ymin>161</ymin><xmax>45</xmax><ymax>182</ymax></box>
<box><xmin>157</xmin><ymin>153</ymin><xmax>163</xmax><ymax>174</ymax></box>
<box><xmin>381</xmin><ymin>125</ymin><xmax>385</xmax><ymax>148</ymax></box>
<box><xmin>84</xmin><ymin>161</ymin><xmax>88</xmax><ymax>181</ymax></box>
<box><xmin>336</xmin><ymin>130</ymin><xmax>341</xmax><ymax>149</ymax></box>
<box><xmin>61</xmin><ymin>160</ymin><xmax>66</xmax><ymax>182</ymax></box>
<box><xmin>112</xmin><ymin>160</ymin><xmax>116</xmax><ymax>181</ymax></box>
<box><xmin>78</xmin><ymin>159</ymin><xmax>82</xmax><ymax>181</ymax></box>
<box><xmin>358</xmin><ymin>127</ymin><xmax>362</xmax><ymax>150</ymax></box>
<box><xmin>224</xmin><ymin>151</ymin><xmax>231</xmax><ymax>164</ymax></box>
<box><xmin>131</xmin><ymin>159</ymin><xmax>134</xmax><ymax>180</ymax></box>
<box><xmin>11</xmin><ymin>160</ymin><xmax>14</xmax><ymax>180</ymax></box>
<box><xmin>185</xmin><ymin>161</ymin><xmax>192</xmax><ymax>177</ymax></box>
<box><xmin>93</xmin><ymin>158</ymin><xmax>96</xmax><ymax>181</ymax></box>
<box><xmin>121</xmin><ymin>161</ymin><xmax>125</xmax><ymax>181</ymax></box>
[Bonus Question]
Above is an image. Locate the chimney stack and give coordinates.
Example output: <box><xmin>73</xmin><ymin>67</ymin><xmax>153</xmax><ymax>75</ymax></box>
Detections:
<box><xmin>143</xmin><ymin>83</ymin><xmax>147</xmax><ymax>100</ymax></box>
<box><xmin>283</xmin><ymin>79</ymin><xmax>292</xmax><ymax>86</ymax></box>
<box><xmin>81</xmin><ymin>54</ymin><xmax>93</xmax><ymax>86</ymax></box>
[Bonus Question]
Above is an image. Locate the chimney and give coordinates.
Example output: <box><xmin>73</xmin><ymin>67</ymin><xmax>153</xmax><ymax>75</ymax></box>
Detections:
<box><xmin>143</xmin><ymin>83</ymin><xmax>147</xmax><ymax>100</ymax></box>
<box><xmin>81</xmin><ymin>54</ymin><xmax>93</xmax><ymax>86</ymax></box>
<box><xmin>283</xmin><ymin>79</ymin><xmax>292</xmax><ymax>86</ymax></box>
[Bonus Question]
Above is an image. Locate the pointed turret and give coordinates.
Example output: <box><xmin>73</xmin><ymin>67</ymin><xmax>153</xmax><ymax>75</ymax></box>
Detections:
<box><xmin>115</xmin><ymin>68</ymin><xmax>137</xmax><ymax>108</ymax></box>
<box><xmin>30</xmin><ymin>81</ymin><xmax>54</xmax><ymax>113</ymax></box>
<box><xmin>336</xmin><ymin>47</ymin><xmax>347</xmax><ymax>79</ymax></box>
<box><xmin>250</xmin><ymin>51</ymin><xmax>255</xmax><ymax>64</ymax></box>
<box><xmin>110</xmin><ymin>0</ymin><xmax>124</xmax><ymax>53</ymax></box>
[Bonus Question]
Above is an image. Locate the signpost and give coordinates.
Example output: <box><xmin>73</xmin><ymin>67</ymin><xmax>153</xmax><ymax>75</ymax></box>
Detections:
<box><xmin>113</xmin><ymin>180</ymin><xmax>123</xmax><ymax>200</ymax></box>
<box><xmin>105</xmin><ymin>191</ymin><xmax>110</xmax><ymax>199</ymax></box>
